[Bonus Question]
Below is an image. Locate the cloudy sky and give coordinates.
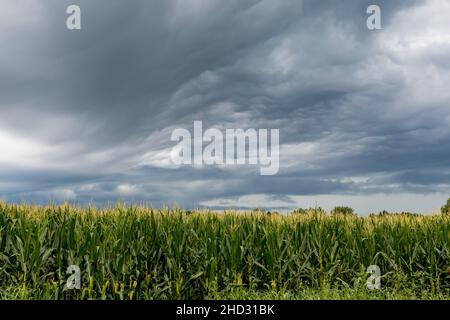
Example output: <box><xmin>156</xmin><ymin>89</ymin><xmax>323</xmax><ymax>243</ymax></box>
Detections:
<box><xmin>1</xmin><ymin>0</ymin><xmax>449</xmax><ymax>214</ymax></box>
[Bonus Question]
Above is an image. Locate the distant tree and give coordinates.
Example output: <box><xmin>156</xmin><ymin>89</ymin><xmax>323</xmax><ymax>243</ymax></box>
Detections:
<box><xmin>292</xmin><ymin>208</ymin><xmax>308</xmax><ymax>215</ymax></box>
<box><xmin>331</xmin><ymin>206</ymin><xmax>355</xmax><ymax>216</ymax></box>
<box><xmin>441</xmin><ymin>198</ymin><xmax>450</xmax><ymax>215</ymax></box>
<box><xmin>368</xmin><ymin>210</ymin><xmax>388</xmax><ymax>217</ymax></box>
<box><xmin>400</xmin><ymin>211</ymin><xmax>421</xmax><ymax>217</ymax></box>
<box><xmin>292</xmin><ymin>207</ymin><xmax>326</xmax><ymax>215</ymax></box>
<box><xmin>371</xmin><ymin>210</ymin><xmax>391</xmax><ymax>217</ymax></box>
<box><xmin>373</xmin><ymin>210</ymin><xmax>421</xmax><ymax>217</ymax></box>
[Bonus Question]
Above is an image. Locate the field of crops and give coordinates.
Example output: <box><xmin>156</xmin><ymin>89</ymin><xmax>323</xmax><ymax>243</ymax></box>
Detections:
<box><xmin>1</xmin><ymin>202</ymin><xmax>450</xmax><ymax>300</ymax></box>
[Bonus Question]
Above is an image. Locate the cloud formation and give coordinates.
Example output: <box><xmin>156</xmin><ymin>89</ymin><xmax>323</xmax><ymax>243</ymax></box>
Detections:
<box><xmin>1</xmin><ymin>0</ymin><xmax>449</xmax><ymax>213</ymax></box>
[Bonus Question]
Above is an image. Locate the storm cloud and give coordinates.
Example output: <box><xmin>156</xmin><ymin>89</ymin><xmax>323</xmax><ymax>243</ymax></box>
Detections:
<box><xmin>1</xmin><ymin>0</ymin><xmax>449</xmax><ymax>214</ymax></box>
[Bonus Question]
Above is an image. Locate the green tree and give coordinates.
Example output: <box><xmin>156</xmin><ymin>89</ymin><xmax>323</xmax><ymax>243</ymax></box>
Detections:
<box><xmin>441</xmin><ymin>198</ymin><xmax>450</xmax><ymax>215</ymax></box>
<box><xmin>292</xmin><ymin>207</ymin><xmax>326</xmax><ymax>215</ymax></box>
<box><xmin>331</xmin><ymin>206</ymin><xmax>355</xmax><ymax>216</ymax></box>
<box><xmin>292</xmin><ymin>208</ymin><xmax>308</xmax><ymax>215</ymax></box>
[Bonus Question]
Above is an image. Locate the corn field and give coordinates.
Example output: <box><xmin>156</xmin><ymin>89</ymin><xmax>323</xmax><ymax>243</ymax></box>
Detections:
<box><xmin>0</xmin><ymin>202</ymin><xmax>450</xmax><ymax>299</ymax></box>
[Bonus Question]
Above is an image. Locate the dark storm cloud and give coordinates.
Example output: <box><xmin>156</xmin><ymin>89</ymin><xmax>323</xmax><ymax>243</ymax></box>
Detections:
<box><xmin>0</xmin><ymin>0</ymin><xmax>449</xmax><ymax>213</ymax></box>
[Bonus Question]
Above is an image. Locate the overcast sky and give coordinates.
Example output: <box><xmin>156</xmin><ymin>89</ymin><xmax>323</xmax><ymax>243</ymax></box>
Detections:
<box><xmin>1</xmin><ymin>0</ymin><xmax>449</xmax><ymax>214</ymax></box>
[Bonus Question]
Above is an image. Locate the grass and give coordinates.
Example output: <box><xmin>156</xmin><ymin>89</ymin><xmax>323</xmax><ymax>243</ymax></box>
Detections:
<box><xmin>0</xmin><ymin>202</ymin><xmax>449</xmax><ymax>300</ymax></box>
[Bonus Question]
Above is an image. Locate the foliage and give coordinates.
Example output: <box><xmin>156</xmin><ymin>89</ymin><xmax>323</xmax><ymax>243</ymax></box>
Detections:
<box><xmin>292</xmin><ymin>207</ymin><xmax>326</xmax><ymax>215</ymax></box>
<box><xmin>442</xmin><ymin>198</ymin><xmax>450</xmax><ymax>215</ymax></box>
<box><xmin>331</xmin><ymin>206</ymin><xmax>355</xmax><ymax>216</ymax></box>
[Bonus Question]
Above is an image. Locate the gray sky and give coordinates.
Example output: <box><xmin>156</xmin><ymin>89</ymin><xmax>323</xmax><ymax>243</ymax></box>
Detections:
<box><xmin>1</xmin><ymin>0</ymin><xmax>449</xmax><ymax>214</ymax></box>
